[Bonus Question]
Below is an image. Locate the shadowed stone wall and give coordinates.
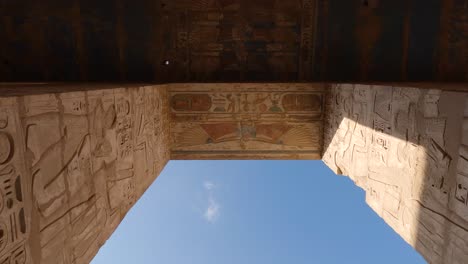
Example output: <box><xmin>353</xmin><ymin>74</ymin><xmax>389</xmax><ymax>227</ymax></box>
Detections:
<box><xmin>1</xmin><ymin>83</ymin><xmax>468</xmax><ymax>263</ymax></box>
<box><xmin>323</xmin><ymin>84</ymin><xmax>468</xmax><ymax>264</ymax></box>
<box><xmin>169</xmin><ymin>83</ymin><xmax>325</xmax><ymax>160</ymax></box>
<box><xmin>0</xmin><ymin>83</ymin><xmax>325</xmax><ymax>263</ymax></box>
<box><xmin>0</xmin><ymin>85</ymin><xmax>171</xmax><ymax>263</ymax></box>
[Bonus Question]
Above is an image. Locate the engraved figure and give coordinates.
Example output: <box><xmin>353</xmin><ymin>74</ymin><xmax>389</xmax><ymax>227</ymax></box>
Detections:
<box><xmin>0</xmin><ymin>111</ymin><xmax>7</xmax><ymax>129</ymax></box>
<box><xmin>269</xmin><ymin>94</ymin><xmax>282</xmax><ymax>112</ymax></box>
<box><xmin>0</xmin><ymin>222</ymin><xmax>7</xmax><ymax>253</ymax></box>
<box><xmin>226</xmin><ymin>94</ymin><xmax>236</xmax><ymax>113</ymax></box>
<box><xmin>0</xmin><ymin>133</ymin><xmax>12</xmax><ymax>165</ymax></box>
<box><xmin>455</xmin><ymin>180</ymin><xmax>468</xmax><ymax>205</ymax></box>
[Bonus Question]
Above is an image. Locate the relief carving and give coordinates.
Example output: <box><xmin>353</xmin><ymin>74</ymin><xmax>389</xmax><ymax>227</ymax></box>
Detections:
<box><xmin>282</xmin><ymin>94</ymin><xmax>322</xmax><ymax>112</ymax></box>
<box><xmin>0</xmin><ymin>99</ymin><xmax>29</xmax><ymax>263</ymax></box>
<box><xmin>323</xmin><ymin>84</ymin><xmax>468</xmax><ymax>264</ymax></box>
<box><xmin>172</xmin><ymin>94</ymin><xmax>212</xmax><ymax>112</ymax></box>
<box><xmin>0</xmin><ymin>111</ymin><xmax>8</xmax><ymax>129</ymax></box>
<box><xmin>0</xmin><ymin>133</ymin><xmax>12</xmax><ymax>165</ymax></box>
<box><xmin>161</xmin><ymin>0</ymin><xmax>306</xmax><ymax>79</ymax></box>
<box><xmin>171</xmin><ymin>91</ymin><xmax>322</xmax><ymax>115</ymax></box>
<box><xmin>170</xmin><ymin>84</ymin><xmax>325</xmax><ymax>159</ymax></box>
<box><xmin>0</xmin><ymin>85</ymin><xmax>171</xmax><ymax>264</ymax></box>
<box><xmin>0</xmin><ymin>82</ymin><xmax>465</xmax><ymax>264</ymax></box>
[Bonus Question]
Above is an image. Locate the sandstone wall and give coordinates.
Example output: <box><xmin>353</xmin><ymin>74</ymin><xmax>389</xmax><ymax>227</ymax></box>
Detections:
<box><xmin>2</xmin><ymin>82</ymin><xmax>465</xmax><ymax>263</ymax></box>
<box><xmin>0</xmin><ymin>85</ymin><xmax>171</xmax><ymax>263</ymax></box>
<box><xmin>0</xmin><ymin>82</ymin><xmax>326</xmax><ymax>264</ymax></box>
<box><xmin>169</xmin><ymin>83</ymin><xmax>325</xmax><ymax>160</ymax></box>
<box><xmin>323</xmin><ymin>84</ymin><xmax>468</xmax><ymax>263</ymax></box>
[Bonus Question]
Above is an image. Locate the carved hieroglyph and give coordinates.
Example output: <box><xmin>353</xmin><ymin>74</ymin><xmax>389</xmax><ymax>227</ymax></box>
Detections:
<box><xmin>0</xmin><ymin>97</ymin><xmax>29</xmax><ymax>264</ymax></box>
<box><xmin>159</xmin><ymin>0</ymin><xmax>315</xmax><ymax>81</ymax></box>
<box><xmin>323</xmin><ymin>84</ymin><xmax>468</xmax><ymax>264</ymax></box>
<box><xmin>2</xmin><ymin>82</ymin><xmax>468</xmax><ymax>264</ymax></box>
<box><xmin>0</xmin><ymin>83</ymin><xmax>325</xmax><ymax>264</ymax></box>
<box><xmin>0</xmin><ymin>85</ymin><xmax>171</xmax><ymax>264</ymax></box>
<box><xmin>169</xmin><ymin>83</ymin><xmax>325</xmax><ymax>159</ymax></box>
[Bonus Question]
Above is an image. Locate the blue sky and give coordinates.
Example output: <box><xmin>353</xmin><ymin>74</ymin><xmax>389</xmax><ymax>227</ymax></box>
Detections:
<box><xmin>92</xmin><ymin>160</ymin><xmax>425</xmax><ymax>264</ymax></box>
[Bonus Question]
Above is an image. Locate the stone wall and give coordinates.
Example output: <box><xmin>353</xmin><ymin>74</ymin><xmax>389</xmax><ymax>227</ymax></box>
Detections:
<box><xmin>2</xmin><ymin>82</ymin><xmax>467</xmax><ymax>263</ymax></box>
<box><xmin>169</xmin><ymin>83</ymin><xmax>325</xmax><ymax>160</ymax></box>
<box><xmin>323</xmin><ymin>84</ymin><xmax>468</xmax><ymax>263</ymax></box>
<box><xmin>0</xmin><ymin>82</ymin><xmax>326</xmax><ymax>263</ymax></box>
<box><xmin>0</xmin><ymin>85</ymin><xmax>171</xmax><ymax>263</ymax></box>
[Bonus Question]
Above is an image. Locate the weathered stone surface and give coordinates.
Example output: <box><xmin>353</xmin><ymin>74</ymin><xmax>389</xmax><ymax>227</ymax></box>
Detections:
<box><xmin>0</xmin><ymin>83</ymin><xmax>326</xmax><ymax>263</ymax></box>
<box><xmin>1</xmin><ymin>82</ymin><xmax>468</xmax><ymax>264</ymax></box>
<box><xmin>0</xmin><ymin>85</ymin><xmax>171</xmax><ymax>263</ymax></box>
<box><xmin>323</xmin><ymin>84</ymin><xmax>468</xmax><ymax>264</ymax></box>
<box><xmin>1</xmin><ymin>0</ymin><xmax>467</xmax><ymax>82</ymax></box>
<box><xmin>169</xmin><ymin>83</ymin><xmax>325</xmax><ymax>159</ymax></box>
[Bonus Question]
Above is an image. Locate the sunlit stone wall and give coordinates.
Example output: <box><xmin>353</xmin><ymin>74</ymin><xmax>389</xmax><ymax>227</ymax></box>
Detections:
<box><xmin>3</xmin><ymin>82</ymin><xmax>467</xmax><ymax>264</ymax></box>
<box><xmin>323</xmin><ymin>84</ymin><xmax>468</xmax><ymax>264</ymax></box>
<box><xmin>0</xmin><ymin>85</ymin><xmax>171</xmax><ymax>263</ymax></box>
<box><xmin>0</xmin><ymin>82</ymin><xmax>327</xmax><ymax>264</ymax></box>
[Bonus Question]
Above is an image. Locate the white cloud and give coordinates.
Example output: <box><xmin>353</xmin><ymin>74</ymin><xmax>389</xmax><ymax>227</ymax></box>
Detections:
<box><xmin>203</xmin><ymin>197</ymin><xmax>220</xmax><ymax>223</ymax></box>
<box><xmin>202</xmin><ymin>181</ymin><xmax>220</xmax><ymax>223</ymax></box>
<box><xmin>204</xmin><ymin>181</ymin><xmax>216</xmax><ymax>190</ymax></box>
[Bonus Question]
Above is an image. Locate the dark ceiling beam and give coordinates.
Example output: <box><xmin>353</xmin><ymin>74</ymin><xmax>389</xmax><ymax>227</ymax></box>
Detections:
<box><xmin>0</xmin><ymin>0</ymin><xmax>466</xmax><ymax>82</ymax></box>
